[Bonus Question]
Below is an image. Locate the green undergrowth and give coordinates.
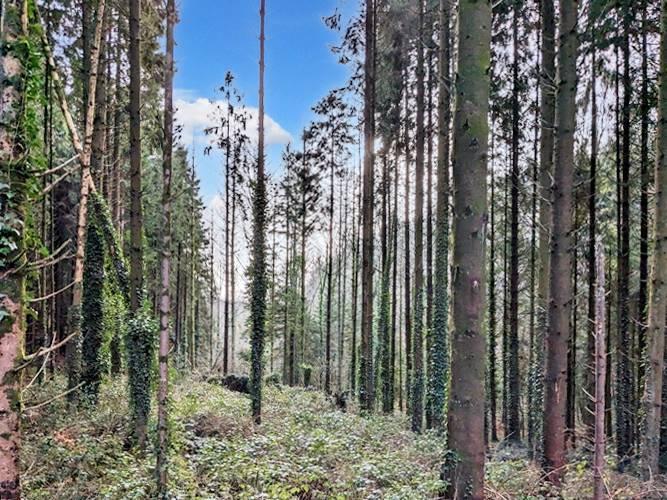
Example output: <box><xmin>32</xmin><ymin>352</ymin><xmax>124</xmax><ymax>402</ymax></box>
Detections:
<box><xmin>21</xmin><ymin>376</ymin><xmax>667</xmax><ymax>499</ymax></box>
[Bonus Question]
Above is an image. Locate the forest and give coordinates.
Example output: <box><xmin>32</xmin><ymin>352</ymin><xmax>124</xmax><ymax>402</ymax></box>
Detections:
<box><xmin>1</xmin><ymin>0</ymin><xmax>667</xmax><ymax>498</ymax></box>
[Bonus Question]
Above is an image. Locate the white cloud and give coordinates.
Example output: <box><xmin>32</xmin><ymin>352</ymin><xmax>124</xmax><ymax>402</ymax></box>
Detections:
<box><xmin>175</xmin><ymin>97</ymin><xmax>292</xmax><ymax>149</ymax></box>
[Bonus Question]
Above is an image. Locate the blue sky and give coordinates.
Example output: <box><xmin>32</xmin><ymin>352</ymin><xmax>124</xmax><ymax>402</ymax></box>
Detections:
<box><xmin>174</xmin><ymin>0</ymin><xmax>358</xmax><ymax>205</ymax></box>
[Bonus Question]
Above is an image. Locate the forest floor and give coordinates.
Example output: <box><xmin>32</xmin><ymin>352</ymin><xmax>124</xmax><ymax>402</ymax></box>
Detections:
<box><xmin>20</xmin><ymin>376</ymin><xmax>667</xmax><ymax>499</ymax></box>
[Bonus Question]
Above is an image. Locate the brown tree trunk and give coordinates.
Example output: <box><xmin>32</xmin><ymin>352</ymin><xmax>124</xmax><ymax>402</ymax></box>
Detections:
<box><xmin>156</xmin><ymin>0</ymin><xmax>175</xmax><ymax>493</ymax></box>
<box><xmin>507</xmin><ymin>1</ymin><xmax>521</xmax><ymax>442</ymax></box>
<box><xmin>640</xmin><ymin>0</ymin><xmax>667</xmax><ymax>478</ymax></box>
<box><xmin>542</xmin><ymin>0</ymin><xmax>578</xmax><ymax>484</ymax></box>
<box><xmin>444</xmin><ymin>0</ymin><xmax>491</xmax><ymax>496</ymax></box>
<box><xmin>583</xmin><ymin>16</ymin><xmax>598</xmax><ymax>437</ymax></box>
<box><xmin>411</xmin><ymin>0</ymin><xmax>425</xmax><ymax>433</ymax></box>
<box><xmin>0</xmin><ymin>3</ymin><xmax>28</xmax><ymax>495</ymax></box>
<box><xmin>359</xmin><ymin>0</ymin><xmax>376</xmax><ymax>412</ymax></box>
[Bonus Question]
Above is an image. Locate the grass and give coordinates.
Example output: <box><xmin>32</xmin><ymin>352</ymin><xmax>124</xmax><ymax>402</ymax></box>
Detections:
<box><xmin>20</xmin><ymin>376</ymin><xmax>667</xmax><ymax>499</ymax></box>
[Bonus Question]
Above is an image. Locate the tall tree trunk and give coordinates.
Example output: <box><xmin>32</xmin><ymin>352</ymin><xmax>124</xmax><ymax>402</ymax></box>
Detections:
<box><xmin>250</xmin><ymin>0</ymin><xmax>268</xmax><ymax>424</ymax></box>
<box><xmin>424</xmin><ymin>42</ymin><xmax>435</xmax><ymax>429</ymax></box>
<box><xmin>444</xmin><ymin>0</ymin><xmax>491</xmax><ymax>496</ymax></box>
<box><xmin>128</xmin><ymin>0</ymin><xmax>143</xmax><ymax>314</ymax></box>
<box><xmin>403</xmin><ymin>79</ymin><xmax>412</xmax><ymax>414</ymax></box>
<box><xmin>489</xmin><ymin>132</ymin><xmax>498</xmax><ymax>443</ymax></box>
<box><xmin>157</xmin><ymin>0</ymin><xmax>175</xmax><ymax>492</ymax></box>
<box><xmin>325</xmin><ymin>150</ymin><xmax>335</xmax><ymax>395</ymax></box>
<box><xmin>223</xmin><ymin>119</ymin><xmax>231</xmax><ymax>374</ymax></box>
<box><xmin>542</xmin><ymin>0</ymin><xmax>578</xmax><ymax>484</ymax></box>
<box><xmin>593</xmin><ymin>246</ymin><xmax>607</xmax><ymax>500</ymax></box>
<box><xmin>359</xmin><ymin>0</ymin><xmax>376</xmax><ymax>412</ymax></box>
<box><xmin>411</xmin><ymin>0</ymin><xmax>426</xmax><ymax>433</ymax></box>
<box><xmin>616</xmin><ymin>3</ymin><xmax>634</xmax><ymax>465</ymax></box>
<box><xmin>430</xmin><ymin>0</ymin><xmax>451</xmax><ymax>432</ymax></box>
<box><xmin>583</xmin><ymin>16</ymin><xmax>598</xmax><ymax>438</ymax></box>
<box><xmin>67</xmin><ymin>0</ymin><xmax>107</xmax><ymax>404</ymax></box>
<box><xmin>0</xmin><ymin>3</ymin><xmax>29</xmax><ymax>495</ymax></box>
<box><xmin>637</xmin><ymin>0</ymin><xmax>650</xmax><ymax>422</ymax></box>
<box><xmin>507</xmin><ymin>0</ymin><xmax>521</xmax><ymax>442</ymax></box>
<box><xmin>530</xmin><ymin>0</ymin><xmax>555</xmax><ymax>461</ymax></box>
<box><xmin>640</xmin><ymin>0</ymin><xmax>667</xmax><ymax>478</ymax></box>
<box><xmin>350</xmin><ymin>169</ymin><xmax>361</xmax><ymax>395</ymax></box>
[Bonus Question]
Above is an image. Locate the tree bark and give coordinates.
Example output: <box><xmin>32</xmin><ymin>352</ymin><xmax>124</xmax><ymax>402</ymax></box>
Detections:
<box><xmin>359</xmin><ymin>0</ymin><xmax>376</xmax><ymax>412</ymax></box>
<box><xmin>542</xmin><ymin>0</ymin><xmax>578</xmax><ymax>484</ymax></box>
<box><xmin>0</xmin><ymin>3</ymin><xmax>28</xmax><ymax>495</ymax></box>
<box><xmin>593</xmin><ymin>245</ymin><xmax>607</xmax><ymax>500</ymax></box>
<box><xmin>640</xmin><ymin>0</ymin><xmax>667</xmax><ymax>479</ymax></box>
<box><xmin>157</xmin><ymin>0</ymin><xmax>176</xmax><ymax>493</ymax></box>
<box><xmin>444</xmin><ymin>0</ymin><xmax>491</xmax><ymax>496</ymax></box>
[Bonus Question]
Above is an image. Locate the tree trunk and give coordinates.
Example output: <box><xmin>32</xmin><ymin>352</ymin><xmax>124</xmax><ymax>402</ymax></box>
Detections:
<box><xmin>0</xmin><ymin>3</ymin><xmax>28</xmax><ymax>495</ymax></box>
<box><xmin>640</xmin><ymin>0</ymin><xmax>667</xmax><ymax>478</ymax></box>
<box><xmin>593</xmin><ymin>245</ymin><xmax>607</xmax><ymax>500</ymax></box>
<box><xmin>530</xmin><ymin>0</ymin><xmax>555</xmax><ymax>461</ymax></box>
<box><xmin>157</xmin><ymin>0</ymin><xmax>175</xmax><ymax>493</ymax></box>
<box><xmin>411</xmin><ymin>0</ymin><xmax>426</xmax><ymax>433</ymax></box>
<box><xmin>507</xmin><ymin>1</ymin><xmax>521</xmax><ymax>442</ymax></box>
<box><xmin>403</xmin><ymin>77</ymin><xmax>412</xmax><ymax>415</ymax></box>
<box><xmin>583</xmin><ymin>16</ymin><xmax>598</xmax><ymax>438</ymax></box>
<box><xmin>359</xmin><ymin>0</ymin><xmax>376</xmax><ymax>412</ymax></box>
<box><xmin>542</xmin><ymin>0</ymin><xmax>578</xmax><ymax>484</ymax></box>
<box><xmin>250</xmin><ymin>0</ymin><xmax>268</xmax><ymax>424</ymax></box>
<box><xmin>444</xmin><ymin>0</ymin><xmax>491</xmax><ymax>496</ymax></box>
<box><xmin>430</xmin><ymin>0</ymin><xmax>451</xmax><ymax>433</ymax></box>
<box><xmin>616</xmin><ymin>4</ymin><xmax>634</xmax><ymax>466</ymax></box>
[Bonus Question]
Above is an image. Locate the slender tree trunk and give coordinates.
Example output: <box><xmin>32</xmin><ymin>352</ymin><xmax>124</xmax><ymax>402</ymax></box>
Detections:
<box><xmin>637</xmin><ymin>0</ymin><xmax>650</xmax><ymax>419</ymax></box>
<box><xmin>616</xmin><ymin>4</ymin><xmax>633</xmax><ymax>465</ymax></box>
<box><xmin>444</xmin><ymin>0</ymin><xmax>491</xmax><ymax>496</ymax></box>
<box><xmin>530</xmin><ymin>0</ymin><xmax>555</xmax><ymax>461</ymax></box>
<box><xmin>250</xmin><ymin>0</ymin><xmax>268</xmax><ymax>424</ymax></box>
<box><xmin>350</xmin><ymin>169</ymin><xmax>361</xmax><ymax>395</ymax></box>
<box><xmin>583</xmin><ymin>17</ymin><xmax>598</xmax><ymax>438</ymax></box>
<box><xmin>223</xmin><ymin>121</ymin><xmax>231</xmax><ymax>374</ymax></box>
<box><xmin>507</xmin><ymin>1</ymin><xmax>521</xmax><ymax>442</ymax></box>
<box><xmin>489</xmin><ymin>127</ymin><xmax>498</xmax><ymax>443</ymax></box>
<box><xmin>156</xmin><ymin>0</ymin><xmax>175</xmax><ymax>493</ymax></box>
<box><xmin>359</xmin><ymin>0</ymin><xmax>376</xmax><ymax>412</ymax></box>
<box><xmin>403</xmin><ymin>79</ymin><xmax>413</xmax><ymax>414</ymax></box>
<box><xmin>542</xmin><ymin>0</ymin><xmax>578</xmax><ymax>483</ymax></box>
<box><xmin>640</xmin><ymin>0</ymin><xmax>667</xmax><ymax>478</ymax></box>
<box><xmin>325</xmin><ymin>150</ymin><xmax>335</xmax><ymax>395</ymax></box>
<box><xmin>593</xmin><ymin>246</ymin><xmax>607</xmax><ymax>500</ymax></box>
<box><xmin>128</xmin><ymin>0</ymin><xmax>143</xmax><ymax>314</ymax></box>
<box><xmin>411</xmin><ymin>0</ymin><xmax>426</xmax><ymax>433</ymax></box>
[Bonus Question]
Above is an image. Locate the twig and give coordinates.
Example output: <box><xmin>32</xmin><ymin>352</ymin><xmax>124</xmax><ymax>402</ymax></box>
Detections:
<box><xmin>41</xmin><ymin>168</ymin><xmax>74</xmax><ymax>196</ymax></box>
<box><xmin>28</xmin><ymin>280</ymin><xmax>75</xmax><ymax>303</ymax></box>
<box><xmin>15</xmin><ymin>330</ymin><xmax>78</xmax><ymax>369</ymax></box>
<box><xmin>22</xmin><ymin>333</ymin><xmax>55</xmax><ymax>393</ymax></box>
<box><xmin>37</xmin><ymin>155</ymin><xmax>78</xmax><ymax>177</ymax></box>
<box><xmin>23</xmin><ymin>382</ymin><xmax>84</xmax><ymax>413</ymax></box>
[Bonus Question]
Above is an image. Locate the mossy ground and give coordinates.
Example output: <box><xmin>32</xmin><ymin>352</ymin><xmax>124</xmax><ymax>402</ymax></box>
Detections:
<box><xmin>21</xmin><ymin>376</ymin><xmax>667</xmax><ymax>499</ymax></box>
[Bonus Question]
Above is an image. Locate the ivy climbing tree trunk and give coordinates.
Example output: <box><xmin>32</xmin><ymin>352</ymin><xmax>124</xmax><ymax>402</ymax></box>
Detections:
<box><xmin>543</xmin><ymin>0</ymin><xmax>578</xmax><ymax>484</ymax></box>
<box><xmin>250</xmin><ymin>0</ymin><xmax>268</xmax><ymax>424</ymax></box>
<box><xmin>640</xmin><ymin>0</ymin><xmax>667</xmax><ymax>479</ymax></box>
<box><xmin>0</xmin><ymin>2</ymin><xmax>29</xmax><ymax>495</ymax></box>
<box><xmin>430</xmin><ymin>0</ymin><xmax>451</xmax><ymax>433</ymax></box>
<box><xmin>411</xmin><ymin>0</ymin><xmax>425</xmax><ymax>434</ymax></box>
<box><xmin>444</xmin><ymin>0</ymin><xmax>491</xmax><ymax>496</ymax></box>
